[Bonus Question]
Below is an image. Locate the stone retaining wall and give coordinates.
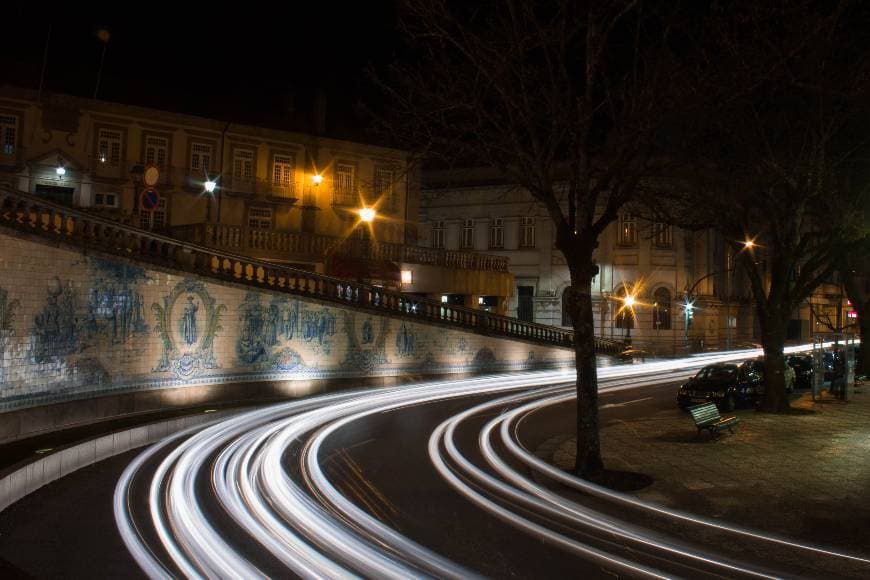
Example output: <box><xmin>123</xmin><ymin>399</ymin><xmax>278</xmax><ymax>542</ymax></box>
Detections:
<box><xmin>0</xmin><ymin>229</ymin><xmax>573</xmax><ymax>440</ymax></box>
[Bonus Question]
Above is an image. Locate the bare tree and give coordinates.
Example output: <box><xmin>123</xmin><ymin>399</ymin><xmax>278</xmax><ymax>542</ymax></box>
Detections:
<box><xmin>668</xmin><ymin>3</ymin><xmax>870</xmax><ymax>411</ymax></box>
<box><xmin>375</xmin><ymin>0</ymin><xmax>721</xmax><ymax>475</ymax></box>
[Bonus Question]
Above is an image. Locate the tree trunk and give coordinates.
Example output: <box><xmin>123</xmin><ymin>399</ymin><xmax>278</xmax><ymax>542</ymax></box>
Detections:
<box><xmin>859</xmin><ymin>308</ymin><xmax>870</xmax><ymax>377</ymax></box>
<box><xmin>759</xmin><ymin>312</ymin><xmax>791</xmax><ymax>413</ymax></box>
<box><xmin>566</xmin><ymin>261</ymin><xmax>604</xmax><ymax>476</ymax></box>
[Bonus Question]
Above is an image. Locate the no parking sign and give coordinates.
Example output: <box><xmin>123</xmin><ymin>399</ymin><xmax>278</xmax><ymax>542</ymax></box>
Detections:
<box><xmin>141</xmin><ymin>188</ymin><xmax>160</xmax><ymax>211</ymax></box>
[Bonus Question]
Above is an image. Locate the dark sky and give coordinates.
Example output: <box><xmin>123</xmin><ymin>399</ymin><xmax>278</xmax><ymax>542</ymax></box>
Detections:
<box><xmin>2</xmin><ymin>3</ymin><xmax>401</xmax><ymax>141</ymax></box>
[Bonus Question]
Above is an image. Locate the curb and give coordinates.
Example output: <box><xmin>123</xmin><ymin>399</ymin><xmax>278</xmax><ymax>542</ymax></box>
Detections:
<box><xmin>0</xmin><ymin>410</ymin><xmax>233</xmax><ymax>513</ymax></box>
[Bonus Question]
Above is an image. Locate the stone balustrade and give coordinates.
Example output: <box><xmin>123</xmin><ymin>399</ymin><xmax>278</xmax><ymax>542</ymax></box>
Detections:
<box><xmin>167</xmin><ymin>222</ymin><xmax>512</xmax><ymax>273</ymax></box>
<box><xmin>0</xmin><ymin>186</ymin><xmax>624</xmax><ymax>353</ymax></box>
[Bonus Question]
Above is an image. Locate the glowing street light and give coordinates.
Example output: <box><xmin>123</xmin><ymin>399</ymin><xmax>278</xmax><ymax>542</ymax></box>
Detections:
<box><xmin>312</xmin><ymin>174</ymin><xmax>323</xmax><ymax>185</ymax></box>
<box><xmin>55</xmin><ymin>158</ymin><xmax>66</xmax><ymax>177</ymax></box>
<box><xmin>619</xmin><ymin>292</ymin><xmax>638</xmax><ymax>345</ymax></box>
<box><xmin>204</xmin><ymin>180</ymin><xmax>217</xmax><ymax>194</ymax></box>
<box><xmin>359</xmin><ymin>207</ymin><xmax>376</xmax><ymax>223</ymax></box>
<box><xmin>683</xmin><ymin>298</ymin><xmax>695</xmax><ymax>347</ymax></box>
<box><xmin>743</xmin><ymin>239</ymin><xmax>755</xmax><ymax>249</ymax></box>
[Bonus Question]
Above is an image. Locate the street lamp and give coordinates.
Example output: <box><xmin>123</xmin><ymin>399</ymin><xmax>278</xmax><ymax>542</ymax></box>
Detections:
<box><xmin>55</xmin><ymin>158</ymin><xmax>66</xmax><ymax>177</ymax></box>
<box><xmin>204</xmin><ymin>179</ymin><xmax>217</xmax><ymax>194</ymax></box>
<box><xmin>683</xmin><ymin>298</ymin><xmax>695</xmax><ymax>348</ymax></box>
<box><xmin>359</xmin><ymin>207</ymin><xmax>376</xmax><ymax>223</ymax></box>
<box><xmin>621</xmin><ymin>293</ymin><xmax>637</xmax><ymax>345</ymax></box>
<box><xmin>312</xmin><ymin>174</ymin><xmax>323</xmax><ymax>185</ymax></box>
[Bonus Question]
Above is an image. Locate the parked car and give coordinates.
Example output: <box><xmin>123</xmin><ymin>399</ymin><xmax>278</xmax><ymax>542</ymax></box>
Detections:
<box><xmin>786</xmin><ymin>354</ymin><xmax>814</xmax><ymax>389</ymax></box>
<box><xmin>677</xmin><ymin>363</ymin><xmax>761</xmax><ymax>411</ymax></box>
<box><xmin>748</xmin><ymin>357</ymin><xmax>796</xmax><ymax>395</ymax></box>
<box><xmin>678</xmin><ymin>358</ymin><xmax>796</xmax><ymax>412</ymax></box>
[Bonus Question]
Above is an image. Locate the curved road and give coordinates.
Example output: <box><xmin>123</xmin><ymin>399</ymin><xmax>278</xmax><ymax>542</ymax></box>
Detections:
<box><xmin>2</xmin><ymin>346</ymin><xmax>867</xmax><ymax>578</ymax></box>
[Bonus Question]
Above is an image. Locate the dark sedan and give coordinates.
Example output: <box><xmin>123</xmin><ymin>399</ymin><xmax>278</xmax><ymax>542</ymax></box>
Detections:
<box><xmin>677</xmin><ymin>363</ymin><xmax>762</xmax><ymax>411</ymax></box>
<box><xmin>786</xmin><ymin>354</ymin><xmax>814</xmax><ymax>389</ymax></box>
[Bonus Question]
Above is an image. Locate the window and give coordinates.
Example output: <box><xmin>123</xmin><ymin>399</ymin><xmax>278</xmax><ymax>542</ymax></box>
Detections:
<box><xmin>652</xmin><ymin>287</ymin><xmax>672</xmax><ymax>330</ymax></box>
<box><xmin>618</xmin><ymin>213</ymin><xmax>637</xmax><ymax>246</ymax></box>
<box><xmin>653</xmin><ymin>221</ymin><xmax>672</xmax><ymax>248</ymax></box>
<box><xmin>144</xmin><ymin>136</ymin><xmax>169</xmax><ymax>169</ymax></box>
<box><xmin>461</xmin><ymin>219</ymin><xmax>475</xmax><ymax>249</ymax></box>
<box><xmin>489</xmin><ymin>218</ymin><xmax>504</xmax><ymax>249</ymax></box>
<box><xmin>94</xmin><ymin>192</ymin><xmax>118</xmax><ymax>208</ymax></box>
<box><xmin>248</xmin><ymin>207</ymin><xmax>273</xmax><ymax>229</ymax></box>
<box><xmin>334</xmin><ymin>163</ymin><xmax>355</xmax><ymax>205</ymax></box>
<box><xmin>374</xmin><ymin>167</ymin><xmax>396</xmax><ymax>210</ymax></box>
<box><xmin>190</xmin><ymin>142</ymin><xmax>213</xmax><ymax>173</ymax></box>
<box><xmin>98</xmin><ymin>129</ymin><xmax>122</xmax><ymax>166</ymax></box>
<box><xmin>139</xmin><ymin>197</ymin><xmax>167</xmax><ymax>230</ymax></box>
<box><xmin>432</xmin><ymin>220</ymin><xmax>446</xmax><ymax>249</ymax></box>
<box><xmin>233</xmin><ymin>149</ymin><xmax>254</xmax><ymax>180</ymax></box>
<box><xmin>520</xmin><ymin>216</ymin><xmax>535</xmax><ymax>248</ymax></box>
<box><xmin>273</xmin><ymin>154</ymin><xmax>294</xmax><ymax>189</ymax></box>
<box><xmin>0</xmin><ymin>114</ymin><xmax>18</xmax><ymax>155</ymax></box>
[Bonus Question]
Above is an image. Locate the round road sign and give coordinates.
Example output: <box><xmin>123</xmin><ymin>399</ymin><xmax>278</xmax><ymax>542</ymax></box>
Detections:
<box><xmin>143</xmin><ymin>164</ymin><xmax>160</xmax><ymax>187</ymax></box>
<box><xmin>141</xmin><ymin>188</ymin><xmax>161</xmax><ymax>211</ymax></box>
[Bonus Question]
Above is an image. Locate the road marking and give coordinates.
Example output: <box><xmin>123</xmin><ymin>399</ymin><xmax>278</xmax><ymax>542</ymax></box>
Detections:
<box><xmin>600</xmin><ymin>396</ymin><xmax>653</xmax><ymax>409</ymax></box>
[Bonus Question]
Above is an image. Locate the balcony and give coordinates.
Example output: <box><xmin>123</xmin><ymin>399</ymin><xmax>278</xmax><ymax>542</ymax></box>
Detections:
<box><xmin>166</xmin><ymin>223</ymin><xmax>510</xmax><ymax>272</ymax></box>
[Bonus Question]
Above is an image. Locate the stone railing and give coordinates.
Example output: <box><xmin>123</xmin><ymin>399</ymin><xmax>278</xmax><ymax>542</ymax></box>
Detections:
<box><xmin>0</xmin><ymin>186</ymin><xmax>623</xmax><ymax>353</ymax></box>
<box><xmin>167</xmin><ymin>223</ymin><xmax>512</xmax><ymax>273</ymax></box>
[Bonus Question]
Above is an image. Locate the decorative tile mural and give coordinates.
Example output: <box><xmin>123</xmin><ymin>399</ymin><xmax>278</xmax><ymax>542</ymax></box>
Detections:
<box><xmin>0</xmin><ymin>286</ymin><xmax>19</xmax><ymax>387</ymax></box>
<box><xmin>152</xmin><ymin>279</ymin><xmax>225</xmax><ymax>379</ymax></box>
<box><xmin>395</xmin><ymin>322</ymin><xmax>418</xmax><ymax>359</ymax></box>
<box><xmin>84</xmin><ymin>258</ymin><xmax>149</xmax><ymax>344</ymax></box>
<box><xmin>342</xmin><ymin>312</ymin><xmax>388</xmax><ymax>373</ymax></box>
<box><xmin>0</xmin><ymin>230</ymin><xmax>574</xmax><ymax>412</ymax></box>
<box><xmin>32</xmin><ymin>277</ymin><xmax>79</xmax><ymax>364</ymax></box>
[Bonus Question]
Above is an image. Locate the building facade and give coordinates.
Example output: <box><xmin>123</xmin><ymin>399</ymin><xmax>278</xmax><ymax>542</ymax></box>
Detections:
<box><xmin>420</xmin><ymin>170</ymin><xmax>852</xmax><ymax>354</ymax></box>
<box><xmin>0</xmin><ymin>86</ymin><xmax>512</xmax><ymax>310</ymax></box>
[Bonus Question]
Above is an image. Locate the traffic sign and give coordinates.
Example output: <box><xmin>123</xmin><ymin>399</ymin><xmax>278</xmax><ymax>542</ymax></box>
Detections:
<box><xmin>141</xmin><ymin>188</ymin><xmax>161</xmax><ymax>211</ymax></box>
<box><xmin>143</xmin><ymin>164</ymin><xmax>160</xmax><ymax>187</ymax></box>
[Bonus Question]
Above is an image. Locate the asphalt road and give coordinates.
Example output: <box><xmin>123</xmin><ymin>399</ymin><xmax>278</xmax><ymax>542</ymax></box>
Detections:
<box><xmin>3</xmin><ymin>362</ymin><xmax>861</xmax><ymax>579</ymax></box>
<box><xmin>0</xmin><ymin>375</ymin><xmax>697</xmax><ymax>579</ymax></box>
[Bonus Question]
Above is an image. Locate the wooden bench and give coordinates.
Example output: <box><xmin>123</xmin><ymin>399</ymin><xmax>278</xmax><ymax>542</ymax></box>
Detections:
<box><xmin>688</xmin><ymin>402</ymin><xmax>739</xmax><ymax>439</ymax></box>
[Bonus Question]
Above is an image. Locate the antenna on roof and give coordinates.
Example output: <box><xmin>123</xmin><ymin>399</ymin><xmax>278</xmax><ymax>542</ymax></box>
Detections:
<box><xmin>93</xmin><ymin>28</ymin><xmax>111</xmax><ymax>100</ymax></box>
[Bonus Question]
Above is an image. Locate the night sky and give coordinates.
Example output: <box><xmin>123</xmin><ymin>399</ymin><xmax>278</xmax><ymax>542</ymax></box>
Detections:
<box><xmin>1</xmin><ymin>4</ymin><xmax>401</xmax><ymax>141</ymax></box>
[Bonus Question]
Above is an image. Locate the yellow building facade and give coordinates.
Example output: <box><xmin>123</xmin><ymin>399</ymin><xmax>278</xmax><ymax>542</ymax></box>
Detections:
<box><xmin>0</xmin><ymin>86</ymin><xmax>512</xmax><ymax>309</ymax></box>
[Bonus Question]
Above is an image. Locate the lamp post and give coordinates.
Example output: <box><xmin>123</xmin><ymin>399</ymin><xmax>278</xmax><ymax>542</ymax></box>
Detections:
<box><xmin>683</xmin><ymin>298</ymin><xmax>695</xmax><ymax>349</ymax></box>
<box><xmin>204</xmin><ymin>177</ymin><xmax>217</xmax><ymax>222</ymax></box>
<box><xmin>622</xmin><ymin>294</ymin><xmax>636</xmax><ymax>345</ymax></box>
<box><xmin>683</xmin><ymin>237</ymin><xmax>755</xmax><ymax>352</ymax></box>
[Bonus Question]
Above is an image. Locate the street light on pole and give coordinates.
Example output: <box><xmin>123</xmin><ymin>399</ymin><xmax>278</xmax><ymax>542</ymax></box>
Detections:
<box><xmin>683</xmin><ymin>298</ymin><xmax>695</xmax><ymax>348</ymax></box>
<box><xmin>621</xmin><ymin>293</ymin><xmax>637</xmax><ymax>345</ymax></box>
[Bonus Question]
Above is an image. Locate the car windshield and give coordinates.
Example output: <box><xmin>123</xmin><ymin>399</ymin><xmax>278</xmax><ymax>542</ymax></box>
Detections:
<box><xmin>697</xmin><ymin>366</ymin><xmax>735</xmax><ymax>380</ymax></box>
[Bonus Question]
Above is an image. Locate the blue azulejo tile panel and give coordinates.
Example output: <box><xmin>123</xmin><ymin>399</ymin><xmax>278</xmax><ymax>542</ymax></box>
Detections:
<box><xmin>0</xmin><ymin>231</ymin><xmax>575</xmax><ymax>413</ymax></box>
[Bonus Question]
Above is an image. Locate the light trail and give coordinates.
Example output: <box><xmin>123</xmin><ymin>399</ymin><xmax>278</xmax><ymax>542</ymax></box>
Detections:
<box><xmin>114</xmin><ymin>344</ymin><xmax>868</xmax><ymax>578</ymax></box>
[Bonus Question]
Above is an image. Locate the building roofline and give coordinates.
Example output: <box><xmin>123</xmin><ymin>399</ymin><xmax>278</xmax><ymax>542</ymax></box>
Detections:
<box><xmin>0</xmin><ymin>85</ymin><xmax>409</xmax><ymax>159</ymax></box>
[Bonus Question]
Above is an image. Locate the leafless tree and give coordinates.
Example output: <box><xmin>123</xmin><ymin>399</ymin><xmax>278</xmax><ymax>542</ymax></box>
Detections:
<box><xmin>376</xmin><ymin>0</ymin><xmax>727</xmax><ymax>475</ymax></box>
<box><xmin>666</xmin><ymin>2</ymin><xmax>870</xmax><ymax>411</ymax></box>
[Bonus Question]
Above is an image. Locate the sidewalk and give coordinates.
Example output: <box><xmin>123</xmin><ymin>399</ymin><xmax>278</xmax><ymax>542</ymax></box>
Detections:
<box><xmin>553</xmin><ymin>385</ymin><xmax>870</xmax><ymax>555</ymax></box>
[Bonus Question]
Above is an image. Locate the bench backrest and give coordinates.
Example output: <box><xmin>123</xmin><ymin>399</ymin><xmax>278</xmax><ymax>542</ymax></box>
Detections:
<box><xmin>689</xmin><ymin>403</ymin><xmax>721</xmax><ymax>425</ymax></box>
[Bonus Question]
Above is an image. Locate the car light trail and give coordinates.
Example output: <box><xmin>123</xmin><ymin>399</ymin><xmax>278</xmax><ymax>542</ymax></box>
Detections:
<box><xmin>115</xmin><ymin>345</ymin><xmax>867</xmax><ymax>578</ymax></box>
